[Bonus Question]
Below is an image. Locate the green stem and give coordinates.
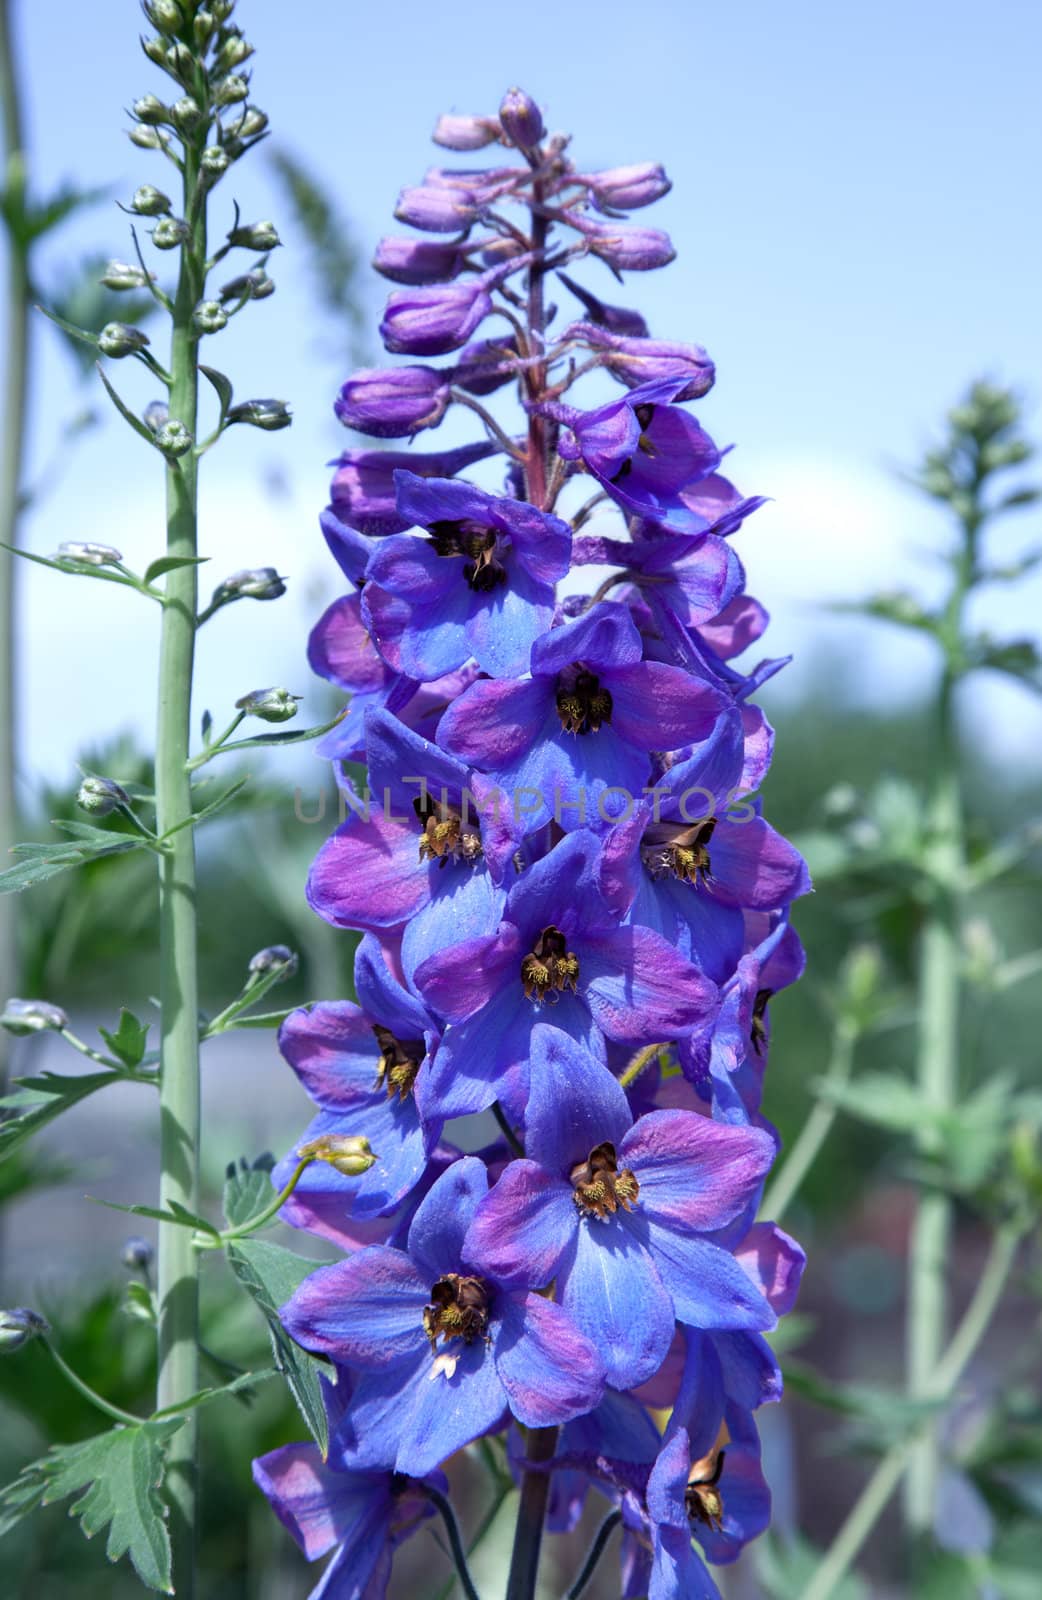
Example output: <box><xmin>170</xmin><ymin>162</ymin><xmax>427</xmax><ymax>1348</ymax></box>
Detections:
<box><xmin>197</xmin><ymin>1154</ymin><xmax>313</xmax><ymax>1248</ymax></box>
<box><xmin>505</xmin><ymin>1425</ymin><xmax>558</xmax><ymax>1600</ymax></box>
<box><xmin>420</xmin><ymin>1485</ymin><xmax>482</xmax><ymax>1600</ymax></box>
<box><xmin>804</xmin><ymin>1224</ymin><xmax>1021</xmax><ymax>1600</ymax></box>
<box><xmin>760</xmin><ymin>1015</ymin><xmax>858</xmax><ymax>1224</ymax></box>
<box><xmin>619</xmin><ymin>1040</ymin><xmax>666</xmax><ymax>1091</ymax></box>
<box><xmin>0</xmin><ymin>0</ymin><xmax>29</xmax><ymax>1221</ymax></box>
<box><xmin>154</xmin><ymin>132</ymin><xmax>207</xmax><ymax>1599</ymax></box>
<box><xmin>43</xmin><ymin>1341</ymin><xmax>143</xmax><ymax>1429</ymax></box>
<box><xmin>563</xmin><ymin>1509</ymin><xmax>622</xmax><ymax>1599</ymax></box>
<box><xmin>431</xmin><ymin>1478</ymin><xmax>513</xmax><ymax>1600</ymax></box>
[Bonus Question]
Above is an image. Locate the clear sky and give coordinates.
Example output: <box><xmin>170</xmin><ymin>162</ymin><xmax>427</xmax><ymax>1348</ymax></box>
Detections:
<box><xmin>7</xmin><ymin>0</ymin><xmax>1042</xmax><ymax>788</ymax></box>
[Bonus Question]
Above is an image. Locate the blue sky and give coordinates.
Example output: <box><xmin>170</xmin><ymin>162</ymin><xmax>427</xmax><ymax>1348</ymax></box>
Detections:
<box><xmin>9</xmin><ymin>0</ymin><xmax>1042</xmax><ymax>785</ymax></box>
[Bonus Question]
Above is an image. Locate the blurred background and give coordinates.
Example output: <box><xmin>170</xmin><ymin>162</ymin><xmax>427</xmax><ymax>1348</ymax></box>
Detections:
<box><xmin>1</xmin><ymin>1</ymin><xmax>1040</xmax><ymax>1596</ymax></box>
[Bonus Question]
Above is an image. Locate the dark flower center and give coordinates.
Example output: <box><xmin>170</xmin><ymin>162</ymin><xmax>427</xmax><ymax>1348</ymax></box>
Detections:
<box><xmin>570</xmin><ymin>1141</ymin><xmax>640</xmax><ymax>1220</ymax></box>
<box><xmin>642</xmin><ymin>818</ymin><xmax>716</xmax><ymax>887</ymax></box>
<box><xmin>372</xmin><ymin>1025</ymin><xmax>424</xmax><ymax>1101</ymax></box>
<box><xmin>428</xmin><ymin>517</ymin><xmax>507</xmax><ymax>592</ymax></box>
<box><xmin>521</xmin><ymin>924</ymin><xmax>580</xmax><ymax>1001</ymax></box>
<box><xmin>423</xmin><ymin>1273</ymin><xmax>491</xmax><ymax>1351</ymax></box>
<box><xmin>610</xmin><ymin>402</ymin><xmax>658</xmax><ymax>483</ymax></box>
<box><xmin>555</xmin><ymin>669</ymin><xmax>613</xmax><ymax>736</ymax></box>
<box><xmin>750</xmin><ymin>988</ymin><xmax>774</xmax><ymax>1056</ymax></box>
<box><xmin>685</xmin><ymin>1449</ymin><xmax>726</xmax><ymax>1532</ymax></box>
<box><xmin>413</xmin><ymin>794</ymin><xmax>483</xmax><ymax>867</ymax></box>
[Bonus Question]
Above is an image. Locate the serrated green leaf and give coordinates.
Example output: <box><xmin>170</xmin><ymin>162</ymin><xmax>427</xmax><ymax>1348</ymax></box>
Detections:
<box><xmin>0</xmin><ymin>1422</ymin><xmax>180</xmax><ymax>1592</ymax></box>
<box><xmin>143</xmin><ymin>554</ymin><xmax>210</xmax><ymax>585</ymax></box>
<box><xmin>0</xmin><ymin>832</ymin><xmax>144</xmax><ymax>895</ymax></box>
<box><xmin>223</xmin><ymin>1154</ymin><xmax>277</xmax><ymax>1229</ymax></box>
<box><xmin>0</xmin><ymin>1071</ymin><xmax>129</xmax><ymax>1163</ymax></box>
<box><xmin>226</xmin><ymin>1238</ymin><xmax>330</xmax><ymax>1454</ymax></box>
<box><xmin>98</xmin><ymin>1008</ymin><xmax>150</xmax><ymax>1069</ymax></box>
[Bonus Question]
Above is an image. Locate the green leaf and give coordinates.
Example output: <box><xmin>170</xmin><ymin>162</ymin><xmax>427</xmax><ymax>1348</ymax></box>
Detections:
<box><xmin>223</xmin><ymin>1153</ymin><xmax>278</xmax><ymax>1230</ymax></box>
<box><xmin>34</xmin><ymin>301</ymin><xmax>101</xmax><ymax>349</ymax></box>
<box><xmin>98</xmin><ymin>1008</ymin><xmax>150</xmax><ymax>1069</ymax></box>
<box><xmin>0</xmin><ymin>833</ymin><xmax>145</xmax><ymax>894</ymax></box>
<box><xmin>0</xmin><ymin>1071</ymin><xmax>129</xmax><ymax>1163</ymax></box>
<box><xmin>226</xmin><ymin>1007</ymin><xmax>295</xmax><ymax>1030</ymax></box>
<box><xmin>208</xmin><ymin>709</ymin><xmax>346</xmax><ymax>755</ymax></box>
<box><xmin>93</xmin><ymin>1197</ymin><xmax>219</xmax><ymax>1236</ymax></box>
<box><xmin>226</xmin><ymin>1238</ymin><xmax>330</xmax><ymax>1454</ymax></box>
<box><xmin>95</xmin><ymin>363</ymin><xmax>161</xmax><ymax>448</ymax></box>
<box><xmin>199</xmin><ymin>364</ymin><xmax>234</xmax><ymax>427</ymax></box>
<box><xmin>0</xmin><ymin>1422</ymin><xmax>180</xmax><ymax>1592</ymax></box>
<box><xmin>911</xmin><ymin>1546</ymin><xmax>981</xmax><ymax>1600</ymax></box>
<box><xmin>123</xmin><ymin>1282</ymin><xmax>157</xmax><ymax>1326</ymax></box>
<box><xmin>757</xmin><ymin>1531</ymin><xmax>868</xmax><ymax>1600</ymax></box>
<box><xmin>149</xmin><ymin>1367</ymin><xmax>274</xmax><ymax>1420</ymax></box>
<box><xmin>782</xmin><ymin>1362</ymin><xmax>945</xmax><ymax>1446</ymax></box>
<box><xmin>813</xmin><ymin>1071</ymin><xmax>929</xmax><ymax>1134</ymax></box>
<box><xmin>143</xmin><ymin>554</ymin><xmax>210</xmax><ymax>585</ymax></box>
<box><xmin>829</xmin><ymin>591</ymin><xmax>941</xmax><ymax>637</ymax></box>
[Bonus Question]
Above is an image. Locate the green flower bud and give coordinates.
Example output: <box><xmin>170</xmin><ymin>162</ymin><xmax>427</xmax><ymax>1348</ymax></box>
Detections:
<box><xmin>100</xmin><ymin>260</ymin><xmax>151</xmax><ymax>291</ymax></box>
<box><xmin>132</xmin><ymin>94</ymin><xmax>169</xmax><ymax>125</ymax></box>
<box><xmin>214</xmin><ymin>73</ymin><xmax>249</xmax><ymax>106</ymax></box>
<box><xmin>219</xmin><ymin>267</ymin><xmax>273</xmax><ymax>303</ymax></box>
<box><xmin>171</xmin><ymin>96</ymin><xmax>205</xmax><ymax>133</ymax></box>
<box><xmin>164</xmin><ymin>41</ymin><xmax>196</xmax><ymax>82</ymax></box>
<box><xmin>297</xmin><ymin>1134</ymin><xmax>377</xmax><ymax>1177</ymax></box>
<box><xmin>77</xmin><ymin>775</ymin><xmax>130</xmax><ymax>816</ymax></box>
<box><xmin>248</xmin><ymin>943</ymin><xmax>299</xmax><ymax>979</ymax></box>
<box><xmin>211</xmin><ymin>566</ymin><xmax>286</xmax><ymax>603</ymax></box>
<box><xmin>0</xmin><ymin>1308</ymin><xmax>49</xmax><ymax>1353</ymax></box>
<box><xmin>129</xmin><ymin>125</ymin><xmax>167</xmax><ymax>150</ymax></box>
<box><xmin>98</xmin><ymin>321</ymin><xmax>151</xmax><ymax>358</ymax></box>
<box><xmin>152</xmin><ymin>217</ymin><xmax>191</xmax><ymax>250</ymax></box>
<box><xmin>155</xmin><ymin>419</ymin><xmax>194</xmax><ymax>457</ymax></box>
<box><xmin>200</xmin><ymin>144</ymin><xmax>230</xmax><ymax>181</ymax></box>
<box><xmin>55</xmin><ymin>540</ymin><xmax>123</xmax><ymax>566</ymax></box>
<box><xmin>130</xmin><ymin>184</ymin><xmax>172</xmax><ymax>216</ymax></box>
<box><xmin>193</xmin><ymin>9</ymin><xmax>217</xmax><ymax>46</ymax></box>
<box><xmin>143</xmin><ymin>400</ymin><xmax>170</xmax><ymax>433</ymax></box>
<box><xmin>210</xmin><ymin>0</ymin><xmax>235</xmax><ymax>20</ymax></box>
<box><xmin>144</xmin><ymin>0</ymin><xmax>184</xmax><ymax>31</ymax></box>
<box><xmin>215</xmin><ymin>31</ymin><xmax>253</xmax><ymax>71</ymax></box>
<box><xmin>234</xmin><ymin>686</ymin><xmax>301</xmax><ymax>723</ymax></box>
<box><xmin>227</xmin><ymin>397</ymin><xmax>291</xmax><ymax>431</ymax></box>
<box><xmin>141</xmin><ymin>35</ymin><xmax>169</xmax><ymax>67</ymax></box>
<box><xmin>1</xmin><ymin>998</ymin><xmax>68</xmax><ymax>1036</ymax></box>
<box><xmin>232</xmin><ymin>107</ymin><xmax>267</xmax><ymax>140</ymax></box>
<box><xmin>227</xmin><ymin>219</ymin><xmax>280</xmax><ymax>251</ymax></box>
<box><xmin>193</xmin><ymin>299</ymin><xmax>228</xmax><ymax>334</ymax></box>
<box><xmin>121</xmin><ymin>1236</ymin><xmax>154</xmax><ymax>1271</ymax></box>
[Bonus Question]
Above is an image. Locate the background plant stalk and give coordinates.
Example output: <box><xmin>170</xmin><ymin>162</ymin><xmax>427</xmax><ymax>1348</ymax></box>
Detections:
<box><xmin>154</xmin><ymin>140</ymin><xmax>206</xmax><ymax>1597</ymax></box>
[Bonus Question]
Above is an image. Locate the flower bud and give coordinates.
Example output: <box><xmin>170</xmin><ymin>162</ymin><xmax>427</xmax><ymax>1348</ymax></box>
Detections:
<box><xmin>164</xmin><ymin>41</ymin><xmax>196</xmax><ymax>82</ymax></box>
<box><xmin>499</xmin><ymin>86</ymin><xmax>544</xmax><ymax>148</ymax></box>
<box><xmin>380</xmin><ymin>280</ymin><xmax>493</xmax><ymax>358</ymax></box>
<box><xmin>155</xmin><ymin>419</ymin><xmax>194</xmax><ymax>456</ymax></box>
<box><xmin>297</xmin><ymin>1134</ymin><xmax>377</xmax><ymax>1177</ymax></box>
<box><xmin>121</xmin><ymin>1236</ymin><xmax>154</xmax><ymax>1271</ymax></box>
<box><xmin>132</xmin><ymin>94</ymin><xmax>168</xmax><ymax>126</ymax></box>
<box><xmin>226</xmin><ymin>397</ymin><xmax>291</xmax><ymax>430</ymax></box>
<box><xmin>1</xmin><ymin>998</ymin><xmax>68</xmax><ymax>1036</ymax></box>
<box><xmin>453</xmin><ymin>336</ymin><xmax>519</xmax><ymax>396</ymax></box>
<box><xmin>98</xmin><ymin>322</ymin><xmax>150</xmax><ymax>358</ymax></box>
<box><xmin>228</xmin><ymin>107</ymin><xmax>268</xmax><ymax>141</ymax></box>
<box><xmin>77</xmin><ymin>775</ymin><xmax>130</xmax><ymax>816</ymax></box>
<box><xmin>0</xmin><ymin>1308</ymin><xmax>49</xmax><ymax>1353</ymax></box>
<box><xmin>372</xmin><ymin>235</ymin><xmax>467</xmax><ymax>287</ymax></box>
<box><xmin>143</xmin><ymin>400</ymin><xmax>170</xmax><ymax>433</ymax></box>
<box><xmin>215</xmin><ymin>30</ymin><xmax>253</xmax><ymax>71</ymax></box>
<box><xmin>211</xmin><ymin>567</ymin><xmax>287</xmax><ymax>603</ymax></box>
<box><xmin>227</xmin><ymin>219</ymin><xmax>280</xmax><ymax>251</ymax></box>
<box><xmin>130</xmin><ymin>184</ymin><xmax>171</xmax><ymax>216</ymax></box>
<box><xmin>565</xmin><ymin>323</ymin><xmax>715</xmax><ymax>400</ymax></box>
<box><xmin>432</xmin><ymin>112</ymin><xmax>502</xmax><ymax>151</ymax></box>
<box><xmin>214</xmin><ymin>73</ymin><xmax>249</xmax><ymax>106</ymax></box>
<box><xmin>100</xmin><ymin>260</ymin><xmax>151</xmax><ymax>291</ymax></box>
<box><xmin>193</xmin><ymin>8</ymin><xmax>216</xmax><ymax>45</ymax></box>
<box><xmin>141</xmin><ymin>35</ymin><xmax>168</xmax><ymax>66</ymax></box>
<box><xmin>200</xmin><ymin>144</ymin><xmax>230</xmax><ymax>181</ymax></box>
<box><xmin>248</xmin><ymin>943</ymin><xmax>298</xmax><ymax>978</ymax></box>
<box><xmin>574</xmin><ymin>219</ymin><xmax>676</xmax><ymax>271</ymax></box>
<box><xmin>335</xmin><ymin>366</ymin><xmax>451</xmax><ymax>439</ymax></box>
<box><xmin>234</xmin><ymin>686</ymin><xmax>301</xmax><ymax>723</ymax></box>
<box><xmin>219</xmin><ymin>266</ymin><xmax>274</xmax><ymax>302</ymax></box>
<box><xmin>56</xmin><ymin>540</ymin><xmax>123</xmax><ymax>566</ymax></box>
<box><xmin>193</xmin><ymin>299</ymin><xmax>228</xmax><ymax>334</ymax></box>
<box><xmin>394</xmin><ymin>185</ymin><xmax>478</xmax><ymax>235</ymax></box>
<box><xmin>557</xmin><ymin>272</ymin><xmax>650</xmax><ymax>337</ymax></box>
<box><xmin>144</xmin><ymin>0</ymin><xmax>184</xmax><ymax>32</ymax></box>
<box><xmin>586</xmin><ymin>162</ymin><xmax>672</xmax><ymax>211</ymax></box>
<box><xmin>129</xmin><ymin>125</ymin><xmax>167</xmax><ymax>150</ymax></box>
<box><xmin>152</xmin><ymin>217</ymin><xmax>191</xmax><ymax>250</ymax></box>
<box><xmin>171</xmin><ymin>96</ymin><xmax>205</xmax><ymax>134</ymax></box>
<box><xmin>210</xmin><ymin>0</ymin><xmax>235</xmax><ymax>20</ymax></box>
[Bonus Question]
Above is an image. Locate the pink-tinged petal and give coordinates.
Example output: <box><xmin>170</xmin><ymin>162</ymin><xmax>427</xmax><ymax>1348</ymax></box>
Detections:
<box><xmin>414</xmin><ymin>926</ymin><xmax>521</xmax><ymax>1023</ymax></box>
<box><xmin>438</xmin><ymin>675</ymin><xmax>554</xmax><ymax>769</ymax></box>
<box><xmin>712</xmin><ymin>1329</ymin><xmax>783</xmax><ymax>1410</ymax></box>
<box><xmin>365</xmin><ymin>532</ymin><xmax>457</xmax><ymax>603</ymax></box>
<box><xmin>630</xmin><ymin>1327</ymin><xmax>686</xmax><ymax>1409</ymax></box>
<box><xmin>734</xmin><ymin>1222</ymin><xmax>806</xmax><ymax>1316</ymax></box>
<box><xmin>493</xmin><ymin>1291</ymin><xmax>606</xmax><ymax>1426</ymax></box>
<box><xmin>558</xmin><ymin>1218</ymin><xmax>675</xmax><ymax>1390</ymax></box>
<box><xmin>581</xmin><ymin>925</ymin><xmax>719</xmax><ymax>1044</ymax></box>
<box><xmin>278</xmin><ymin>1002</ymin><xmax>380</xmax><ymax>1111</ymax></box>
<box><xmin>307</xmin><ymin>809</ymin><xmax>428</xmax><ymax>932</ymax></box>
<box><xmin>609</xmin><ymin>661</ymin><xmax>728</xmax><ymax>751</ymax></box>
<box><xmin>659</xmin><ymin>709</ymin><xmax>745</xmax><ymax>816</ymax></box>
<box><xmin>697</xmin><ymin>594</ymin><xmax>769</xmax><ymax>660</ymax></box>
<box><xmin>308</xmin><ymin>592</ymin><xmax>391</xmax><ymax>694</ymax></box>
<box><xmin>251</xmin><ymin>1443</ymin><xmax>387</xmax><ymax>1561</ymax></box>
<box><xmin>621</xmin><ymin>1111</ymin><xmax>775</xmax><ymax>1232</ymax></box>
<box><xmin>707</xmin><ymin>818</ymin><xmax>811</xmax><ymax>909</ymax></box>
<box><xmin>280</xmin><ymin>1248</ymin><xmax>427</xmax><ymax>1368</ymax></box>
<box><xmin>739</xmin><ymin>704</ymin><xmax>774</xmax><ymax>793</ymax></box>
<box><xmin>464</xmin><ymin>1160</ymin><xmax>575</xmax><ymax>1288</ymax></box>
<box><xmin>641</xmin><ymin>1221</ymin><xmax>775</xmax><ymax>1332</ymax></box>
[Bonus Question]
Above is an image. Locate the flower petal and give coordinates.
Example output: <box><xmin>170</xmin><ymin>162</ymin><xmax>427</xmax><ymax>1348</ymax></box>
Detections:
<box><xmin>492</xmin><ymin>1291</ymin><xmax>606</xmax><ymax>1426</ymax></box>
<box><xmin>464</xmin><ymin>1160</ymin><xmax>575</xmax><ymax>1288</ymax></box>
<box><xmin>620</xmin><ymin>1111</ymin><xmax>775</xmax><ymax>1233</ymax></box>
<box><xmin>558</xmin><ymin>1217</ymin><xmax>675</xmax><ymax>1389</ymax></box>
<box><xmin>407</xmin><ymin>1155</ymin><xmax>488</xmax><ymax>1280</ymax></box>
<box><xmin>281</xmin><ymin>1248</ymin><xmax>428</xmax><ymax>1368</ymax></box>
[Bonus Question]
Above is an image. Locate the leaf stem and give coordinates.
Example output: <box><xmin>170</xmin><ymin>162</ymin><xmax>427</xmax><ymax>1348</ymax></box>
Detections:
<box><xmin>43</xmin><ymin>1340</ymin><xmax>143</xmax><ymax>1428</ymax></box>
<box><xmin>760</xmin><ymin>1014</ymin><xmax>858</xmax><ymax>1224</ymax></box>
<box><xmin>562</xmin><ymin>1509</ymin><xmax>622</xmax><ymax>1600</ymax></box>
<box><xmin>196</xmin><ymin>1155</ymin><xmax>314</xmax><ymax>1249</ymax></box>
<box><xmin>419</xmin><ymin>1484</ymin><xmax>482</xmax><ymax>1600</ymax></box>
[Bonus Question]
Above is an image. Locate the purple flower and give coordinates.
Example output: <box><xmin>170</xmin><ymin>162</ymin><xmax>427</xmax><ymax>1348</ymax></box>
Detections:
<box><xmin>372</xmin><ymin>235</ymin><xmax>469</xmax><ymax>285</ymax></box>
<box><xmin>566</xmin><ymin>322</ymin><xmax>715</xmax><ymax>399</ymax></box>
<box><xmin>335</xmin><ymin>366</ymin><xmax>451</xmax><ymax>439</ymax></box>
<box><xmin>453</xmin><ymin>336</ymin><xmax>520</xmax><ymax>395</ymax></box>
<box><xmin>393</xmin><ymin>184</ymin><xmax>480</xmax><ymax>233</ymax></box>
<box><xmin>584</xmin><ymin>162</ymin><xmax>672</xmax><ymax>211</ymax></box>
<box><xmin>272</xmin><ymin>936</ymin><xmax>444</xmax><ymax>1231</ymax></box>
<box><xmin>432</xmin><ymin>111</ymin><xmax>502</xmax><ymax>151</ymax></box>
<box><xmin>253</xmin><ymin>1375</ymin><xmax>445</xmax><ymax>1600</ymax></box>
<box><xmin>558</xmin><ymin>271</ymin><xmax>650</xmax><ymax>337</ymax></box>
<box><xmin>546</xmin><ymin>377</ymin><xmax>723</xmax><ymax>531</ymax></box>
<box><xmin>413</xmin><ymin>830</ymin><xmax>719</xmax><ymax>1122</ymax></box>
<box><xmin>379</xmin><ymin>279</ymin><xmax>493</xmax><ymax>357</ymax></box>
<box><xmin>498</xmin><ymin>86</ymin><xmax>544</xmax><ymax>149</ymax></box>
<box><xmin>361</xmin><ymin>473</ymin><xmax>570</xmax><ymax>679</ymax></box>
<box><xmin>280</xmin><ymin>1156</ymin><xmax>606</xmax><ymax>1474</ymax></box>
<box><xmin>465</xmin><ymin>1026</ymin><xmax>776</xmax><ymax>1388</ymax></box>
<box><xmin>568</xmin><ymin>217</ymin><xmax>676</xmax><ymax>271</ymax></box>
<box><xmin>436</xmin><ymin>601</ymin><xmax>728</xmax><ymax>861</ymax></box>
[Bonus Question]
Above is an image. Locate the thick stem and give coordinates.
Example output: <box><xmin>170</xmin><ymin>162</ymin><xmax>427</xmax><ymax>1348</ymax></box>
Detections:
<box><xmin>904</xmin><ymin>666</ymin><xmax>962</xmax><ymax>1532</ymax></box>
<box><xmin>0</xmin><ymin>0</ymin><xmax>29</xmax><ymax>1224</ymax></box>
<box><xmin>155</xmin><ymin>140</ymin><xmax>206</xmax><ymax>1598</ymax></box>
<box><xmin>505</xmin><ymin>1425</ymin><xmax>558</xmax><ymax>1600</ymax></box>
